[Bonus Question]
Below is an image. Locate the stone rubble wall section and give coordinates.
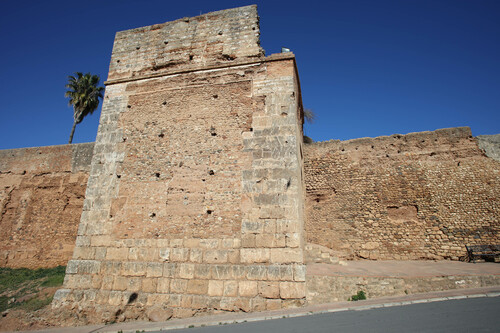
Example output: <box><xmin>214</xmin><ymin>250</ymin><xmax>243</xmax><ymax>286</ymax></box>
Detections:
<box><xmin>0</xmin><ymin>143</ymin><xmax>93</xmax><ymax>268</ymax></box>
<box><xmin>304</xmin><ymin>127</ymin><xmax>500</xmax><ymax>261</ymax></box>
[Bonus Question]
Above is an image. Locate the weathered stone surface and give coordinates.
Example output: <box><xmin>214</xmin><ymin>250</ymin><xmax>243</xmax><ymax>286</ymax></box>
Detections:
<box><xmin>238</xmin><ymin>281</ymin><xmax>258</xmax><ymax>297</ymax></box>
<box><xmin>240</xmin><ymin>249</ymin><xmax>270</xmax><ymax>263</ymax></box>
<box><xmin>0</xmin><ymin>143</ymin><xmax>93</xmax><ymax>268</ymax></box>
<box><xmin>187</xmin><ymin>279</ymin><xmax>209</xmax><ymax>295</ymax></box>
<box><xmin>266</xmin><ymin>299</ymin><xmax>282</xmax><ymax>310</ymax></box>
<box><xmin>170</xmin><ymin>279</ymin><xmax>187</xmax><ymax>294</ymax></box>
<box><xmin>107</xmin><ymin>6</ymin><xmax>263</xmax><ymax>83</ymax></box>
<box><xmin>207</xmin><ymin>280</ymin><xmax>224</xmax><ymax>296</ymax></box>
<box><xmin>157</xmin><ymin>278</ymin><xmax>170</xmax><ymax>293</ymax></box>
<box><xmin>258</xmin><ymin>281</ymin><xmax>280</xmax><ymax>299</ymax></box>
<box><xmin>306</xmin><ymin>274</ymin><xmax>500</xmax><ymax>304</ymax></box>
<box><xmin>146</xmin><ymin>306</ymin><xmax>173</xmax><ymax>322</ymax></box>
<box><xmin>270</xmin><ymin>248</ymin><xmax>303</xmax><ymax>264</ymax></box>
<box><xmin>279</xmin><ymin>282</ymin><xmax>306</xmax><ymax>299</ymax></box>
<box><xmin>477</xmin><ymin>134</ymin><xmax>500</xmax><ymax>162</ymax></box>
<box><xmin>53</xmin><ymin>6</ymin><xmax>305</xmax><ymax>320</ymax></box>
<box><xmin>305</xmin><ymin>127</ymin><xmax>500</xmax><ymax>261</ymax></box>
<box><xmin>8</xmin><ymin>3</ymin><xmax>498</xmax><ymax>327</ymax></box>
<box><xmin>223</xmin><ymin>280</ymin><xmax>238</xmax><ymax>297</ymax></box>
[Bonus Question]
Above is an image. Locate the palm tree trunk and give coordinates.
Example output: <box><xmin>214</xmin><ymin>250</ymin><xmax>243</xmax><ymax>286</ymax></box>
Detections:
<box><xmin>68</xmin><ymin>120</ymin><xmax>77</xmax><ymax>144</ymax></box>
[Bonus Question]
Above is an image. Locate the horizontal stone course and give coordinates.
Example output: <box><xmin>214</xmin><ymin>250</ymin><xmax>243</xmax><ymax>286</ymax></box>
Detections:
<box><xmin>63</xmin><ymin>261</ymin><xmax>307</xmax><ymax>284</ymax></box>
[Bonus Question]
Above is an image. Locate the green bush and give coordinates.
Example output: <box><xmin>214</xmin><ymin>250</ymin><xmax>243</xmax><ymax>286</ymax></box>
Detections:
<box><xmin>350</xmin><ymin>290</ymin><xmax>367</xmax><ymax>301</ymax></box>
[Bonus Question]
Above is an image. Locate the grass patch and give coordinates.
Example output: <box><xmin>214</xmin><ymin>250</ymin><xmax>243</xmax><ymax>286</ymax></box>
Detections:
<box><xmin>0</xmin><ymin>266</ymin><xmax>65</xmax><ymax>312</ymax></box>
<box><xmin>41</xmin><ymin>273</ymin><xmax>65</xmax><ymax>287</ymax></box>
<box><xmin>18</xmin><ymin>296</ymin><xmax>54</xmax><ymax>312</ymax></box>
<box><xmin>0</xmin><ymin>296</ymin><xmax>8</xmax><ymax>312</ymax></box>
<box><xmin>0</xmin><ymin>266</ymin><xmax>65</xmax><ymax>293</ymax></box>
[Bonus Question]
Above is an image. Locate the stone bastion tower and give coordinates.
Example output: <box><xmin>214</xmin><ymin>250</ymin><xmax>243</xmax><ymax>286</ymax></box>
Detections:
<box><xmin>53</xmin><ymin>5</ymin><xmax>307</xmax><ymax>321</ymax></box>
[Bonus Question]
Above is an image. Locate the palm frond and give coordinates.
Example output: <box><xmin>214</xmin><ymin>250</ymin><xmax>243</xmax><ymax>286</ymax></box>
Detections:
<box><xmin>65</xmin><ymin>72</ymin><xmax>104</xmax><ymax>142</ymax></box>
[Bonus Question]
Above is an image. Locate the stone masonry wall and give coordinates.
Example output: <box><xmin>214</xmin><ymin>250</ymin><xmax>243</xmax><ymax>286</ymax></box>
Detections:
<box><xmin>305</xmin><ymin>127</ymin><xmax>500</xmax><ymax>261</ymax></box>
<box><xmin>107</xmin><ymin>5</ymin><xmax>264</xmax><ymax>83</ymax></box>
<box><xmin>0</xmin><ymin>143</ymin><xmax>93</xmax><ymax>268</ymax></box>
<box><xmin>53</xmin><ymin>6</ymin><xmax>306</xmax><ymax>323</ymax></box>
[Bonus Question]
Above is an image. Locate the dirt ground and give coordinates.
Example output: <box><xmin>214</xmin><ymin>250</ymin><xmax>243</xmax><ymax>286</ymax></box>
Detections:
<box><xmin>0</xmin><ymin>301</ymin><xmax>86</xmax><ymax>332</ymax></box>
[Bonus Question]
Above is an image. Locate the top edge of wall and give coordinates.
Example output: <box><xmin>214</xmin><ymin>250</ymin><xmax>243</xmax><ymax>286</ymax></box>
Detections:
<box><xmin>0</xmin><ymin>142</ymin><xmax>95</xmax><ymax>154</ymax></box>
<box><xmin>307</xmin><ymin>127</ymin><xmax>474</xmax><ymax>146</ymax></box>
<box><xmin>115</xmin><ymin>5</ymin><xmax>258</xmax><ymax>35</ymax></box>
<box><xmin>107</xmin><ymin>5</ymin><xmax>264</xmax><ymax>82</ymax></box>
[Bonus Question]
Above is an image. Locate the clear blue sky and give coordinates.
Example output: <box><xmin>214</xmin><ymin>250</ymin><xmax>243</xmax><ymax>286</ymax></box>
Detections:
<box><xmin>1</xmin><ymin>0</ymin><xmax>499</xmax><ymax>149</ymax></box>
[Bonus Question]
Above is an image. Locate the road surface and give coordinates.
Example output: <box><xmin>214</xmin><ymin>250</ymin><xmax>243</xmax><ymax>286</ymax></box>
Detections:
<box><xmin>162</xmin><ymin>297</ymin><xmax>499</xmax><ymax>333</ymax></box>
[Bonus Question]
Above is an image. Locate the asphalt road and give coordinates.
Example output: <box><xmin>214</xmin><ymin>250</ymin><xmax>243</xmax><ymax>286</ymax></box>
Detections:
<box><xmin>163</xmin><ymin>297</ymin><xmax>500</xmax><ymax>333</ymax></box>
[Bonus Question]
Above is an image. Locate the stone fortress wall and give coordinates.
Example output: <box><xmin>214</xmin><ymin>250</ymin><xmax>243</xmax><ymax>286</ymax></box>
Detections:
<box><xmin>0</xmin><ymin>143</ymin><xmax>93</xmax><ymax>268</ymax></box>
<box><xmin>305</xmin><ymin>127</ymin><xmax>500</xmax><ymax>261</ymax></box>
<box><xmin>3</xmin><ymin>129</ymin><xmax>497</xmax><ymax>269</ymax></box>
<box><xmin>0</xmin><ymin>4</ymin><xmax>498</xmax><ymax>323</ymax></box>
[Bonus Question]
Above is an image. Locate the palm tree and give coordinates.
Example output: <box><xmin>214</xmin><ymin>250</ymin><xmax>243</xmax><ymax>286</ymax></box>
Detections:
<box><xmin>304</xmin><ymin>108</ymin><xmax>316</xmax><ymax>124</ymax></box>
<box><xmin>303</xmin><ymin>108</ymin><xmax>316</xmax><ymax>144</ymax></box>
<box><xmin>65</xmin><ymin>72</ymin><xmax>104</xmax><ymax>144</ymax></box>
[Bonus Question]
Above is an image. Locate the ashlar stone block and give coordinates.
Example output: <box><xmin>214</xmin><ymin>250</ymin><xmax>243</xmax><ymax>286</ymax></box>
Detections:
<box><xmin>187</xmin><ymin>279</ymin><xmax>209</xmax><ymax>295</ymax></box>
<box><xmin>157</xmin><ymin>278</ymin><xmax>170</xmax><ymax>293</ymax></box>
<box><xmin>251</xmin><ymin>297</ymin><xmax>267</xmax><ymax>311</ymax></box>
<box><xmin>239</xmin><ymin>280</ymin><xmax>258</xmax><ymax>297</ymax></box>
<box><xmin>159</xmin><ymin>248</ymin><xmax>171</xmax><ymax>262</ymax></box>
<box><xmin>223</xmin><ymin>280</ymin><xmax>238</xmax><ymax>297</ymax></box>
<box><xmin>170</xmin><ymin>279</ymin><xmax>188</xmax><ymax>293</ymax></box>
<box><xmin>203</xmin><ymin>249</ymin><xmax>228</xmax><ymax>263</ymax></box>
<box><xmin>189</xmin><ymin>249</ymin><xmax>203</xmax><ymax>263</ymax></box>
<box><xmin>258</xmin><ymin>281</ymin><xmax>280</xmax><ymax>298</ymax></box>
<box><xmin>146</xmin><ymin>263</ymin><xmax>164</xmax><ymax>277</ymax></box>
<box><xmin>211</xmin><ymin>265</ymin><xmax>233</xmax><ymax>280</ymax></box>
<box><xmin>270</xmin><ymin>248</ymin><xmax>303</xmax><ymax>264</ymax></box>
<box><xmin>266</xmin><ymin>299</ymin><xmax>282</xmax><ymax>310</ymax></box>
<box><xmin>106</xmin><ymin>247</ymin><xmax>129</xmax><ymax>260</ymax></box>
<box><xmin>171</xmin><ymin>248</ymin><xmax>189</xmax><ymax>262</ymax></box>
<box><xmin>178</xmin><ymin>263</ymin><xmax>195</xmax><ymax>279</ymax></box>
<box><xmin>142</xmin><ymin>278</ymin><xmax>158</xmax><ymax>293</ymax></box>
<box><xmin>256</xmin><ymin>234</ymin><xmax>286</xmax><ymax>248</ymax></box>
<box><xmin>240</xmin><ymin>248</ymin><xmax>270</xmax><ymax>263</ymax></box>
<box><xmin>293</xmin><ymin>265</ymin><xmax>306</xmax><ymax>282</ymax></box>
<box><xmin>208</xmin><ymin>280</ymin><xmax>224</xmax><ymax>296</ymax></box>
<box><xmin>113</xmin><ymin>276</ymin><xmax>128</xmax><ymax>291</ymax></box>
<box><xmin>279</xmin><ymin>282</ymin><xmax>306</xmax><ymax>299</ymax></box>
